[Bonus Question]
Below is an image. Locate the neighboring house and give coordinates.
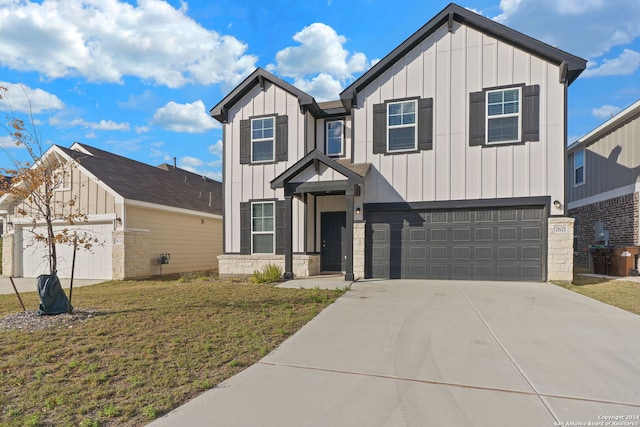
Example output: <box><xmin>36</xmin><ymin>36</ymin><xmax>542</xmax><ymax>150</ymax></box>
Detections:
<box><xmin>210</xmin><ymin>3</ymin><xmax>586</xmax><ymax>282</ymax></box>
<box><xmin>567</xmin><ymin>99</ymin><xmax>640</xmax><ymax>269</ymax></box>
<box><xmin>0</xmin><ymin>143</ymin><xmax>223</xmax><ymax>280</ymax></box>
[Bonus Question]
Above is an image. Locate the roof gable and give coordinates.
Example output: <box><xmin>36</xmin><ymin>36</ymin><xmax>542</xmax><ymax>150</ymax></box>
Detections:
<box><xmin>271</xmin><ymin>150</ymin><xmax>368</xmax><ymax>189</ymax></box>
<box><xmin>340</xmin><ymin>3</ymin><xmax>587</xmax><ymax>111</ymax></box>
<box><xmin>568</xmin><ymin>99</ymin><xmax>640</xmax><ymax>152</ymax></box>
<box><xmin>210</xmin><ymin>68</ymin><xmax>322</xmax><ymax>123</ymax></box>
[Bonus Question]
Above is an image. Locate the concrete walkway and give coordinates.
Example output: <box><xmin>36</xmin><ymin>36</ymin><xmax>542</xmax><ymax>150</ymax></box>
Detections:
<box><xmin>149</xmin><ymin>280</ymin><xmax>640</xmax><ymax>427</ymax></box>
<box><xmin>0</xmin><ymin>277</ymin><xmax>105</xmax><ymax>296</ymax></box>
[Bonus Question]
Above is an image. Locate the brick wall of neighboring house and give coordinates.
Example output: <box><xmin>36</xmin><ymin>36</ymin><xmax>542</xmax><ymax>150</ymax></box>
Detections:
<box><xmin>569</xmin><ymin>192</ymin><xmax>639</xmax><ymax>269</ymax></box>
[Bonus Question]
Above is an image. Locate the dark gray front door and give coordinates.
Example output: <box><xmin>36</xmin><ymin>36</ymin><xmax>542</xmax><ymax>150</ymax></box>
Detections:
<box><xmin>321</xmin><ymin>212</ymin><xmax>346</xmax><ymax>272</ymax></box>
<box><xmin>367</xmin><ymin>207</ymin><xmax>546</xmax><ymax>281</ymax></box>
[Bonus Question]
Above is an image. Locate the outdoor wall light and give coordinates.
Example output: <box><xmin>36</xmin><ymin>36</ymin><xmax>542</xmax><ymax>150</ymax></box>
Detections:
<box><xmin>356</xmin><ymin>207</ymin><xmax>361</xmax><ymax>215</ymax></box>
<box><xmin>553</xmin><ymin>200</ymin><xmax>563</xmax><ymax>210</ymax></box>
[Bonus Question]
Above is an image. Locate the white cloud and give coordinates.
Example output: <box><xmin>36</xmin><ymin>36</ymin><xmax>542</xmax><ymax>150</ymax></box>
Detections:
<box><xmin>135</xmin><ymin>126</ymin><xmax>150</xmax><ymax>134</ymax></box>
<box><xmin>0</xmin><ymin>82</ymin><xmax>64</xmax><ymax>113</ymax></box>
<box><xmin>0</xmin><ymin>0</ymin><xmax>258</xmax><ymax>88</ymax></box>
<box><xmin>117</xmin><ymin>90</ymin><xmax>159</xmax><ymax>110</ymax></box>
<box><xmin>180</xmin><ymin>156</ymin><xmax>204</xmax><ymax>167</ymax></box>
<box><xmin>293</xmin><ymin>74</ymin><xmax>344</xmax><ymax>102</ymax></box>
<box><xmin>152</xmin><ymin>100</ymin><xmax>218</xmax><ymax>133</ymax></box>
<box><xmin>70</xmin><ymin>118</ymin><xmax>130</xmax><ymax>131</ymax></box>
<box><xmin>582</xmin><ymin>49</ymin><xmax>640</xmax><ymax>77</ymax></box>
<box><xmin>178</xmin><ymin>159</ymin><xmax>222</xmax><ymax>181</ymax></box>
<box><xmin>591</xmin><ymin>104</ymin><xmax>622</xmax><ymax>120</ymax></box>
<box><xmin>208</xmin><ymin>140</ymin><xmax>222</xmax><ymax>157</ymax></box>
<box><xmin>494</xmin><ymin>0</ymin><xmax>640</xmax><ymax>60</ymax></box>
<box><xmin>267</xmin><ymin>23</ymin><xmax>370</xmax><ymax>100</ymax></box>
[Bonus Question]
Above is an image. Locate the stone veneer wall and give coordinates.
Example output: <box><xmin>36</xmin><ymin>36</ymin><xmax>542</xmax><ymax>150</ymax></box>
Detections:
<box><xmin>2</xmin><ymin>233</ymin><xmax>13</xmax><ymax>277</ymax></box>
<box><xmin>353</xmin><ymin>222</ymin><xmax>365</xmax><ymax>279</ymax></box>
<box><xmin>112</xmin><ymin>229</ymin><xmax>150</xmax><ymax>280</ymax></box>
<box><xmin>568</xmin><ymin>193</ymin><xmax>639</xmax><ymax>269</ymax></box>
<box><xmin>218</xmin><ymin>254</ymin><xmax>320</xmax><ymax>278</ymax></box>
<box><xmin>547</xmin><ymin>217</ymin><xmax>575</xmax><ymax>282</ymax></box>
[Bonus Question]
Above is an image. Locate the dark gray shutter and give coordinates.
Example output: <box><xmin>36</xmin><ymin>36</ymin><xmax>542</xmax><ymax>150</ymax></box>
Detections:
<box><xmin>275</xmin><ymin>200</ymin><xmax>286</xmax><ymax>254</ymax></box>
<box><xmin>276</xmin><ymin>115</ymin><xmax>288</xmax><ymax>162</ymax></box>
<box><xmin>522</xmin><ymin>85</ymin><xmax>540</xmax><ymax>142</ymax></box>
<box><xmin>418</xmin><ymin>98</ymin><xmax>434</xmax><ymax>151</ymax></box>
<box><xmin>373</xmin><ymin>103</ymin><xmax>387</xmax><ymax>154</ymax></box>
<box><xmin>469</xmin><ymin>91</ymin><xmax>485</xmax><ymax>146</ymax></box>
<box><xmin>240</xmin><ymin>119</ymin><xmax>251</xmax><ymax>164</ymax></box>
<box><xmin>240</xmin><ymin>202</ymin><xmax>251</xmax><ymax>254</ymax></box>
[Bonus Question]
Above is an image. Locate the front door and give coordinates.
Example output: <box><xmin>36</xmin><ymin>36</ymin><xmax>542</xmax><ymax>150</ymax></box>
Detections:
<box><xmin>321</xmin><ymin>211</ymin><xmax>346</xmax><ymax>272</ymax></box>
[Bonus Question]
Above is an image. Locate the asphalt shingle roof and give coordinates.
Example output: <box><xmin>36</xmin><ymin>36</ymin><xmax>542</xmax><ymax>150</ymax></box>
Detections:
<box><xmin>57</xmin><ymin>143</ymin><xmax>222</xmax><ymax>215</ymax></box>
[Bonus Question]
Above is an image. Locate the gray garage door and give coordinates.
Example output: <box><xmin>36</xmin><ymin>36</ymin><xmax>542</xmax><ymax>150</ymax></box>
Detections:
<box><xmin>366</xmin><ymin>207</ymin><xmax>546</xmax><ymax>281</ymax></box>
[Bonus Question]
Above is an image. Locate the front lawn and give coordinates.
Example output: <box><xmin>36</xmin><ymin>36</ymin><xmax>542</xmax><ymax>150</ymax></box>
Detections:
<box><xmin>0</xmin><ymin>277</ymin><xmax>345</xmax><ymax>426</ymax></box>
<box><xmin>555</xmin><ymin>274</ymin><xmax>640</xmax><ymax>315</ymax></box>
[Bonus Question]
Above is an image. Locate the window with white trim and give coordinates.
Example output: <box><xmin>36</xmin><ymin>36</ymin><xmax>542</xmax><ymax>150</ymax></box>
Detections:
<box><xmin>486</xmin><ymin>87</ymin><xmax>521</xmax><ymax>144</ymax></box>
<box><xmin>251</xmin><ymin>117</ymin><xmax>275</xmax><ymax>162</ymax></box>
<box><xmin>326</xmin><ymin>120</ymin><xmax>344</xmax><ymax>156</ymax></box>
<box><xmin>574</xmin><ymin>149</ymin><xmax>585</xmax><ymax>186</ymax></box>
<box><xmin>387</xmin><ymin>100</ymin><xmax>417</xmax><ymax>152</ymax></box>
<box><xmin>252</xmin><ymin>201</ymin><xmax>274</xmax><ymax>253</ymax></box>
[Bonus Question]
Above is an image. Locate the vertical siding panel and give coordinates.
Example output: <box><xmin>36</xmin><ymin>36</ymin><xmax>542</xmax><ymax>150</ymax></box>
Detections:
<box><xmin>546</xmin><ymin>63</ymin><xmax>563</xmax><ymax>200</ymax></box>
<box><xmin>465</xmin><ymin>27</ymin><xmax>483</xmax><ymax>200</ymax></box>
<box><xmin>378</xmin><ymin>68</ymin><xmax>395</xmax><ymax>202</ymax></box>
<box><xmin>423</xmin><ymin>36</ymin><xmax>437</xmax><ymax>201</ymax></box>
<box><xmin>496</xmin><ymin>147</ymin><xmax>513</xmax><ymax>198</ymax></box>
<box><xmin>393</xmin><ymin>56</ymin><xmax>408</xmax><ymax>98</ymax></box>
<box><xmin>528</xmin><ymin>57</ymin><xmax>546</xmax><ymax>196</ymax></box>
<box><xmin>482</xmin><ymin>35</ymin><xmax>497</xmax><ymax>88</ymax></box>
<box><xmin>512</xmin><ymin>49</ymin><xmax>531</xmax><ymax>197</ymax></box>
<box><xmin>435</xmin><ymin>25</ymin><xmax>451</xmax><ymax>200</ymax></box>
<box><xmin>496</xmin><ymin>42</ymin><xmax>513</xmax><ymax>84</ymax></box>
<box><xmin>481</xmin><ymin>147</ymin><xmax>497</xmax><ymax>199</ymax></box>
<box><xmin>450</xmin><ymin>25</ymin><xmax>466</xmax><ymax>200</ymax></box>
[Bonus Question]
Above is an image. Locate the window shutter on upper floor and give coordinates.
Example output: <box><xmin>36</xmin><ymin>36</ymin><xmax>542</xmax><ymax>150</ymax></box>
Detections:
<box><xmin>469</xmin><ymin>85</ymin><xmax>540</xmax><ymax>146</ymax></box>
<box><xmin>275</xmin><ymin>115</ymin><xmax>288</xmax><ymax>162</ymax></box>
<box><xmin>372</xmin><ymin>103</ymin><xmax>387</xmax><ymax>154</ymax></box>
<box><xmin>418</xmin><ymin>98</ymin><xmax>433</xmax><ymax>151</ymax></box>
<box><xmin>240</xmin><ymin>202</ymin><xmax>251</xmax><ymax>254</ymax></box>
<box><xmin>275</xmin><ymin>200</ymin><xmax>286</xmax><ymax>255</ymax></box>
<box><xmin>240</xmin><ymin>119</ymin><xmax>251</xmax><ymax>164</ymax></box>
<box><xmin>522</xmin><ymin>85</ymin><xmax>540</xmax><ymax>142</ymax></box>
<box><xmin>469</xmin><ymin>91</ymin><xmax>486</xmax><ymax>146</ymax></box>
<box><xmin>373</xmin><ymin>99</ymin><xmax>433</xmax><ymax>154</ymax></box>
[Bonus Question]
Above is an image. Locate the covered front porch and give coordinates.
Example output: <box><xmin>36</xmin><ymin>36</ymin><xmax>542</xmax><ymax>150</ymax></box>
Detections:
<box><xmin>270</xmin><ymin>150</ymin><xmax>370</xmax><ymax>281</ymax></box>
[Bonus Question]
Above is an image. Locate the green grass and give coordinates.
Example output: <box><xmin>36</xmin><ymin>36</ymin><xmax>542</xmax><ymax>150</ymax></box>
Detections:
<box><xmin>0</xmin><ymin>278</ymin><xmax>345</xmax><ymax>426</ymax></box>
<box><xmin>554</xmin><ymin>273</ymin><xmax>640</xmax><ymax>315</ymax></box>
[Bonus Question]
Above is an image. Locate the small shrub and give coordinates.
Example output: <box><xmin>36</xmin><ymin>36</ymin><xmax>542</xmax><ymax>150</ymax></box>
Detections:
<box><xmin>250</xmin><ymin>264</ymin><xmax>283</xmax><ymax>284</ymax></box>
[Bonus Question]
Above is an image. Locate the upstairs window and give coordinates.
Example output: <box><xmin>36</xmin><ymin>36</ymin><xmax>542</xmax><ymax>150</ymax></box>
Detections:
<box><xmin>387</xmin><ymin>100</ymin><xmax>417</xmax><ymax>152</ymax></box>
<box><xmin>251</xmin><ymin>117</ymin><xmax>275</xmax><ymax>162</ymax></box>
<box><xmin>326</xmin><ymin>120</ymin><xmax>344</xmax><ymax>156</ymax></box>
<box><xmin>574</xmin><ymin>149</ymin><xmax>585</xmax><ymax>186</ymax></box>
<box><xmin>251</xmin><ymin>201</ymin><xmax>274</xmax><ymax>253</ymax></box>
<box><xmin>486</xmin><ymin>87</ymin><xmax>521</xmax><ymax>144</ymax></box>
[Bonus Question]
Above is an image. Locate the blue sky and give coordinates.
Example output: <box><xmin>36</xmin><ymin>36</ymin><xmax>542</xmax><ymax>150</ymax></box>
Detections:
<box><xmin>1</xmin><ymin>0</ymin><xmax>639</xmax><ymax>181</ymax></box>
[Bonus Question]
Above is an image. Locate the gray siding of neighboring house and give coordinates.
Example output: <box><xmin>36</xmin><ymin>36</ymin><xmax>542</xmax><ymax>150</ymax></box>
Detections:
<box><xmin>353</xmin><ymin>21</ymin><xmax>566</xmax><ymax>206</ymax></box>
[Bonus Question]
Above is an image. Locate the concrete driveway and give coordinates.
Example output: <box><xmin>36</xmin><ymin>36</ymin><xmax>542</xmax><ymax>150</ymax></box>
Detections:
<box><xmin>149</xmin><ymin>280</ymin><xmax>640</xmax><ymax>426</ymax></box>
<box><xmin>0</xmin><ymin>277</ymin><xmax>105</xmax><ymax>296</ymax></box>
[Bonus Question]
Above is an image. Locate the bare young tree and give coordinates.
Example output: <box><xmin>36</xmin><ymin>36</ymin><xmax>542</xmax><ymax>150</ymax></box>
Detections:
<box><xmin>0</xmin><ymin>85</ymin><xmax>98</xmax><ymax>281</ymax></box>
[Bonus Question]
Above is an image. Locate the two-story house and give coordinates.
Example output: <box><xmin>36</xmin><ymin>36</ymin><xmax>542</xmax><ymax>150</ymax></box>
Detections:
<box><xmin>567</xmin><ymin>99</ymin><xmax>640</xmax><ymax>269</ymax></box>
<box><xmin>210</xmin><ymin>3</ymin><xmax>586</xmax><ymax>282</ymax></box>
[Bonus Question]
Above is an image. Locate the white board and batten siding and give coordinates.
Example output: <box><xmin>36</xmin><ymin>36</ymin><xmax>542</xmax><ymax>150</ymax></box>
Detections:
<box><xmin>353</xmin><ymin>21</ymin><xmax>565</xmax><ymax>205</ymax></box>
<box><xmin>224</xmin><ymin>81</ymin><xmax>309</xmax><ymax>253</ymax></box>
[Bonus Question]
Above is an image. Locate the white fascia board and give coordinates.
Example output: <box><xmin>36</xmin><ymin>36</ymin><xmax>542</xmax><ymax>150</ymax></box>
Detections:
<box><xmin>11</xmin><ymin>213</ymin><xmax>117</xmax><ymax>225</ymax></box>
<box><xmin>567</xmin><ymin>183</ymin><xmax>638</xmax><ymax>210</ymax></box>
<box><xmin>125</xmin><ymin>199</ymin><xmax>223</xmax><ymax>220</ymax></box>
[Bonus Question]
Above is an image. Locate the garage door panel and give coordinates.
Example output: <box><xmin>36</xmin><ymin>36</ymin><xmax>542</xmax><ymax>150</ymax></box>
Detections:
<box><xmin>367</xmin><ymin>206</ymin><xmax>546</xmax><ymax>281</ymax></box>
<box><xmin>20</xmin><ymin>223</ymin><xmax>113</xmax><ymax>280</ymax></box>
